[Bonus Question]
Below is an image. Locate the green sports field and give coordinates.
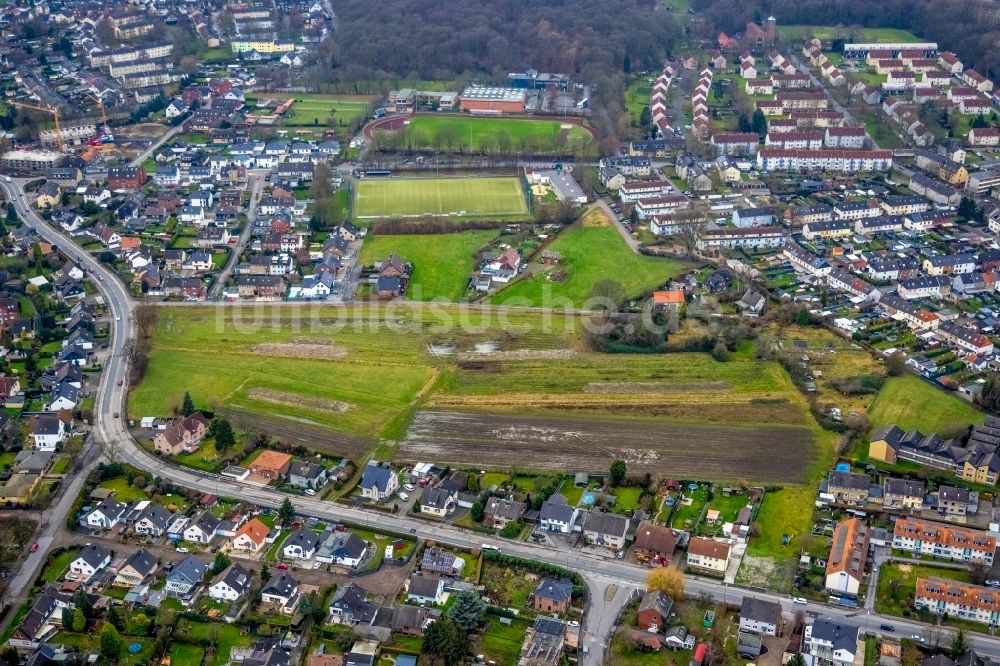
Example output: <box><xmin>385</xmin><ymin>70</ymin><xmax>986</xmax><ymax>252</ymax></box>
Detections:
<box><xmin>354</xmin><ymin>176</ymin><xmax>528</xmax><ymax>219</ymax></box>
<box><xmin>280</xmin><ymin>94</ymin><xmax>376</xmax><ymax>128</ymax></box>
<box><xmin>401</xmin><ymin>116</ymin><xmax>594</xmax><ymax>153</ymax></box>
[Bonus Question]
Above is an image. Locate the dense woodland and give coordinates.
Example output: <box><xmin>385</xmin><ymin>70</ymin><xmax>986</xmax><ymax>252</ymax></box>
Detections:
<box><xmin>316</xmin><ymin>0</ymin><xmax>679</xmax><ymax>140</ymax></box>
<box><xmin>693</xmin><ymin>0</ymin><xmax>1000</xmax><ymax>82</ymax></box>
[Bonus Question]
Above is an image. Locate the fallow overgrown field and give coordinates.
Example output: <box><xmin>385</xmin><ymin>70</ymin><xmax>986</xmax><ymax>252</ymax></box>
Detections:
<box><xmin>132</xmin><ymin>305</ymin><xmax>826</xmax><ymax>483</ymax></box>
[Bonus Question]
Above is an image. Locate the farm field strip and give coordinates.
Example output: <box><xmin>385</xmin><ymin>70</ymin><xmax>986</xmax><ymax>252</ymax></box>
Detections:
<box><xmin>398</xmin><ymin>409</ymin><xmax>816</xmax><ymax>482</ymax></box>
<box><xmin>354</xmin><ymin>176</ymin><xmax>528</xmax><ymax>219</ymax></box>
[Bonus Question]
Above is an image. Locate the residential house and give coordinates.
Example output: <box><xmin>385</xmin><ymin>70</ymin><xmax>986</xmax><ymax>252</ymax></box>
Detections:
<box><xmin>249</xmin><ymin>450</ymin><xmax>293</xmax><ymax>481</ymax></box>
<box><xmin>114</xmin><ymin>548</ymin><xmax>158</xmax><ymax>587</ymax></box>
<box><xmin>165</xmin><ymin>555</ymin><xmax>207</xmax><ymax>600</ymax></box>
<box><xmin>637</xmin><ymin>591</ymin><xmax>674</xmax><ymax>632</ymax></box>
<box><xmin>67</xmin><ymin>543</ymin><xmax>112</xmax><ymax>582</ymax></box>
<box><xmin>153</xmin><ymin>413</ymin><xmax>210</xmax><ymax>455</ymax></box>
<box><xmin>532</xmin><ymin>578</ymin><xmax>574</xmax><ymax>613</ymax></box>
<box><xmin>539</xmin><ymin>495</ymin><xmax>580</xmax><ymax>533</ymax></box>
<box><xmin>85</xmin><ymin>497</ymin><xmax>127</xmax><ymax>530</ymax></box>
<box><xmin>283</xmin><ymin>528</ymin><xmax>320</xmax><ymax>560</ymax></box>
<box><xmin>420</xmin><ymin>486</ymin><xmax>455</xmax><ymax>518</ymax></box>
<box><xmin>883</xmin><ymin>478</ymin><xmax>925</xmax><ymax>510</ymax></box>
<box><xmin>633</xmin><ymin>522</ymin><xmax>678</xmax><ymax>565</ymax></box>
<box><xmin>804</xmin><ymin>619</ymin><xmax>860</xmax><ymax>666</ymax></box>
<box><xmin>261</xmin><ymin>572</ymin><xmax>299</xmax><ymax>613</ymax></box>
<box><xmin>328</xmin><ymin>584</ymin><xmax>378</xmax><ymax>626</ymax></box>
<box><xmin>209</xmin><ymin>563</ymin><xmax>253</xmax><ymax>602</ymax></box>
<box><xmin>360</xmin><ymin>461</ymin><xmax>398</xmax><ymax>502</ymax></box>
<box><xmin>232</xmin><ymin>517</ymin><xmax>270</xmax><ymax>554</ymax></box>
<box><xmin>31</xmin><ymin>414</ymin><xmax>68</xmax><ymax>451</ymax></box>
<box><xmin>484</xmin><ymin>497</ymin><xmax>527</xmax><ymax>529</ymax></box>
<box><xmin>583</xmin><ymin>512</ymin><xmax>630</xmax><ymax>550</ymax></box>
<box><xmin>134</xmin><ymin>504</ymin><xmax>174</xmax><ymax>538</ymax></box>
<box><xmin>892</xmin><ymin>518</ymin><xmax>995</xmax><ymax>564</ymax></box>
<box><xmin>288</xmin><ymin>460</ymin><xmax>327</xmax><ymax>490</ymax></box>
<box><xmin>825</xmin><ymin>518</ymin><xmax>869</xmax><ymax>596</ymax></box>
<box><xmin>406</xmin><ymin>573</ymin><xmax>445</xmax><ymax>605</ymax></box>
<box><xmin>420</xmin><ymin>548</ymin><xmax>465</xmax><ymax>578</ymax></box>
<box><xmin>826</xmin><ymin>471</ymin><xmax>871</xmax><ymax>506</ymax></box>
<box><xmin>183</xmin><ymin>511</ymin><xmax>220</xmax><ymax>544</ymax></box>
<box><xmin>686</xmin><ymin>537</ymin><xmax>731</xmax><ymax>574</ymax></box>
<box><xmin>915</xmin><ymin>578</ymin><xmax>1000</xmax><ymax>626</ymax></box>
<box><xmin>739</xmin><ymin>597</ymin><xmax>782</xmax><ymax>636</ymax></box>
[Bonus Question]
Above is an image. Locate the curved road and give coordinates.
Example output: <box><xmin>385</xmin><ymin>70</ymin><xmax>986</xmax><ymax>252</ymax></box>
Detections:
<box><xmin>3</xmin><ymin>177</ymin><xmax>1000</xmax><ymax>659</ymax></box>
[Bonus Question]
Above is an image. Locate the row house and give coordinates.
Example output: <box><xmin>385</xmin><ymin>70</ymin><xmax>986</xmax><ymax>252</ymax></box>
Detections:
<box><xmin>764</xmin><ymin>131</ymin><xmax>823</xmax><ymax>150</ymax></box>
<box><xmin>916</xmin><ymin>578</ymin><xmax>1000</xmax><ymax>626</ymax></box>
<box><xmin>893</xmin><ymin>518</ymin><xmax>996</xmax><ymax>564</ymax></box>
<box><xmin>696</xmin><ymin>227</ymin><xmax>786</xmax><ymax>251</ymax></box>
<box><xmin>897</xmin><ymin>275</ymin><xmax>952</xmax><ymax>299</ymax></box>
<box><xmin>937</xmin><ymin>321</ymin><xmax>995</xmax><ymax>355</ymax></box>
<box><xmin>756</xmin><ymin>149</ymin><xmax>893</xmax><ymax>172</ymax></box>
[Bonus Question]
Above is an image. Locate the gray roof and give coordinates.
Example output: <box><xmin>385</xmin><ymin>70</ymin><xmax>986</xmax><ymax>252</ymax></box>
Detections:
<box><xmin>407</xmin><ymin>573</ymin><xmax>442</xmax><ymax>599</ymax></box>
<box><xmin>361</xmin><ymin>462</ymin><xmax>394</xmax><ymax>493</ymax></box>
<box><xmin>534</xmin><ymin>577</ymin><xmax>573</xmax><ymax>603</ymax></box>
<box><xmin>75</xmin><ymin>543</ymin><xmax>112</xmax><ymax>569</ymax></box>
<box><xmin>828</xmin><ymin>471</ymin><xmax>871</xmax><ymax>491</ymax></box>
<box><xmin>262</xmin><ymin>571</ymin><xmax>297</xmax><ymax>598</ymax></box>
<box><xmin>192</xmin><ymin>511</ymin><xmax>221</xmax><ymax>535</ymax></box>
<box><xmin>638</xmin><ymin>590</ymin><xmax>674</xmax><ymax>618</ymax></box>
<box><xmin>138</xmin><ymin>503</ymin><xmax>174</xmax><ymax>531</ymax></box>
<box><xmin>884</xmin><ymin>478</ymin><xmax>925</xmax><ymax>497</ymax></box>
<box><xmin>285</xmin><ymin>527</ymin><xmax>320</xmax><ymax>552</ymax></box>
<box><xmin>485</xmin><ymin>497</ymin><xmax>527</xmax><ymax>521</ymax></box>
<box><xmin>122</xmin><ymin>548</ymin><xmax>157</xmax><ymax>576</ymax></box>
<box><xmin>169</xmin><ymin>555</ymin><xmax>208</xmax><ymax>585</ymax></box>
<box><xmin>740</xmin><ymin>597</ymin><xmax>782</xmax><ymax>626</ymax></box>
<box><xmin>540</xmin><ymin>495</ymin><xmax>576</xmax><ymax>523</ymax></box>
<box><xmin>335</xmin><ymin>532</ymin><xmax>367</xmax><ymax>560</ymax></box>
<box><xmin>583</xmin><ymin>511</ymin><xmax>629</xmax><ymax>538</ymax></box>
<box><xmin>940</xmin><ymin>486</ymin><xmax>970</xmax><ymax>503</ymax></box>
<box><xmin>810</xmin><ymin>618</ymin><xmax>859</xmax><ymax>652</ymax></box>
<box><xmin>421</xmin><ymin>486</ymin><xmax>453</xmax><ymax>510</ymax></box>
<box><xmin>215</xmin><ymin>563</ymin><xmax>252</xmax><ymax>595</ymax></box>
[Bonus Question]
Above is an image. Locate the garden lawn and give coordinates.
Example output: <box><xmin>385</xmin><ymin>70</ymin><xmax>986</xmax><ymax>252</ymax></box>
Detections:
<box><xmin>176</xmin><ymin>620</ymin><xmax>252</xmax><ymax>666</ymax></box>
<box><xmin>490</xmin><ymin>208</ymin><xmax>691</xmax><ymax>308</ymax></box>
<box><xmin>99</xmin><ymin>477</ymin><xmax>147</xmax><ymax>502</ymax></box>
<box><xmin>479</xmin><ymin>615</ymin><xmax>532</xmax><ymax>665</ymax></box>
<box><xmin>358</xmin><ymin>230</ymin><xmax>498</xmax><ymax>301</ymax></box>
<box><xmin>612</xmin><ymin>486</ymin><xmax>643</xmax><ymax>512</ymax></box>
<box><xmin>169</xmin><ymin>643</ymin><xmax>205</xmax><ymax>666</ymax></box>
<box><xmin>869</xmin><ymin>375</ymin><xmax>985</xmax><ymax>433</ymax></box>
<box><xmin>875</xmin><ymin>562</ymin><xmax>970</xmax><ymax>617</ymax></box>
<box><xmin>42</xmin><ymin>548</ymin><xmax>79</xmax><ymax>582</ymax></box>
<box><xmin>670</xmin><ymin>486</ymin><xmax>708</xmax><ymax>529</ymax></box>
<box><xmin>747</xmin><ymin>486</ymin><xmax>815</xmax><ymax>558</ymax></box>
<box><xmin>558</xmin><ymin>477</ymin><xmax>584</xmax><ymax>506</ymax></box>
<box><xmin>401</xmin><ymin>116</ymin><xmax>593</xmax><ymax>153</ymax></box>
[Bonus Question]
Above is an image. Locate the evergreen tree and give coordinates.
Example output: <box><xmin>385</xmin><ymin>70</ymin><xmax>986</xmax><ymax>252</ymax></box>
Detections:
<box><xmin>278</xmin><ymin>497</ymin><xmax>296</xmax><ymax>525</ymax></box>
<box><xmin>209</xmin><ymin>418</ymin><xmax>235</xmax><ymax>451</ymax></box>
<box><xmin>71</xmin><ymin>608</ymin><xmax>86</xmax><ymax>632</ymax></box>
<box><xmin>470</xmin><ymin>501</ymin><xmax>484</xmax><ymax>522</ymax></box>
<box><xmin>447</xmin><ymin>590</ymin><xmax>487</xmax><ymax>631</ymax></box>
<box><xmin>100</xmin><ymin>624</ymin><xmax>122</xmax><ymax>659</ymax></box>
<box><xmin>421</xmin><ymin>617</ymin><xmax>468</xmax><ymax>666</ymax></box>
<box><xmin>181</xmin><ymin>392</ymin><xmax>195</xmax><ymax>416</ymax></box>
<box><xmin>610</xmin><ymin>459</ymin><xmax>627</xmax><ymax>486</ymax></box>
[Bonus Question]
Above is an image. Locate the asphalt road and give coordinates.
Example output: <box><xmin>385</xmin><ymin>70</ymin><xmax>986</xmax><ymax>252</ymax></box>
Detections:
<box><xmin>4</xmin><ymin>176</ymin><xmax>1000</xmax><ymax>658</ymax></box>
<box><xmin>209</xmin><ymin>170</ymin><xmax>266</xmax><ymax>299</ymax></box>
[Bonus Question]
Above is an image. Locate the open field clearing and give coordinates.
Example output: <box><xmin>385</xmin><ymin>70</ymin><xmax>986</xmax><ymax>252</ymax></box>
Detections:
<box><xmin>490</xmin><ymin>208</ymin><xmax>693</xmax><ymax>307</ymax></box>
<box><xmin>869</xmin><ymin>374</ymin><xmax>985</xmax><ymax>433</ymax></box>
<box><xmin>358</xmin><ymin>230</ymin><xmax>498</xmax><ymax>301</ymax></box>
<box><xmin>354</xmin><ymin>176</ymin><xmax>528</xmax><ymax>219</ymax></box>
<box><xmin>777</xmin><ymin>25</ymin><xmax>923</xmax><ymax>42</ymax></box>
<box><xmin>398</xmin><ymin>409</ymin><xmax>815</xmax><ymax>482</ymax></box>
<box><xmin>275</xmin><ymin>94</ymin><xmax>376</xmax><ymax>128</ymax></box>
<box><xmin>394</xmin><ymin>115</ymin><xmax>593</xmax><ymax>152</ymax></box>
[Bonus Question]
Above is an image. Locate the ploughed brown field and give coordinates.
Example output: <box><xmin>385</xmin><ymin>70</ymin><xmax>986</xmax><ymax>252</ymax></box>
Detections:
<box><xmin>398</xmin><ymin>410</ymin><xmax>815</xmax><ymax>482</ymax></box>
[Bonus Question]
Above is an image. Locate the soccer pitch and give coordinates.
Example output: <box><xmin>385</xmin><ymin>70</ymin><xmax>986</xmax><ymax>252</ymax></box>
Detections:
<box><xmin>354</xmin><ymin>177</ymin><xmax>529</xmax><ymax>219</ymax></box>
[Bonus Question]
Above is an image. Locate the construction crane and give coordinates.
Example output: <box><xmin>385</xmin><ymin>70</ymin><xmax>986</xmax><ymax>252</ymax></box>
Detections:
<box><xmin>8</xmin><ymin>100</ymin><xmax>64</xmax><ymax>152</ymax></box>
<box><xmin>83</xmin><ymin>91</ymin><xmax>113</xmax><ymax>143</ymax></box>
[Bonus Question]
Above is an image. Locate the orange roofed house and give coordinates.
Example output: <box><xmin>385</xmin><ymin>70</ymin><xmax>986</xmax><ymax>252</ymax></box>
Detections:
<box><xmin>825</xmin><ymin>518</ymin><xmax>869</xmax><ymax>596</ymax></box>
<box><xmin>153</xmin><ymin>413</ymin><xmax>210</xmax><ymax>455</ymax></box>
<box><xmin>231</xmin><ymin>517</ymin><xmax>270</xmax><ymax>553</ymax></box>
<box><xmin>892</xmin><ymin>517</ymin><xmax>995</xmax><ymax>564</ymax></box>
<box><xmin>249</xmin><ymin>450</ymin><xmax>293</xmax><ymax>482</ymax></box>
<box><xmin>915</xmin><ymin>578</ymin><xmax>1000</xmax><ymax>625</ymax></box>
<box><xmin>652</xmin><ymin>290</ymin><xmax>685</xmax><ymax>309</ymax></box>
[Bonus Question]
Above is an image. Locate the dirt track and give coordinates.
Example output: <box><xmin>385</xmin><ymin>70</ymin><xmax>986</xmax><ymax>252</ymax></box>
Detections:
<box><xmin>398</xmin><ymin>410</ymin><xmax>815</xmax><ymax>483</ymax></box>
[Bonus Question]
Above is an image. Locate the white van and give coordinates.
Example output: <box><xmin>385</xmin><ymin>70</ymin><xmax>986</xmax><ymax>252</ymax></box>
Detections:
<box><xmin>398</xmin><ymin>491</ymin><xmax>409</xmax><ymax>501</ymax></box>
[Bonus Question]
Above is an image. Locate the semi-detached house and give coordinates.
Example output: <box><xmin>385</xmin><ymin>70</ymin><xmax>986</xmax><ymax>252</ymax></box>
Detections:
<box><xmin>686</xmin><ymin>536</ymin><xmax>731</xmax><ymax>574</ymax></box>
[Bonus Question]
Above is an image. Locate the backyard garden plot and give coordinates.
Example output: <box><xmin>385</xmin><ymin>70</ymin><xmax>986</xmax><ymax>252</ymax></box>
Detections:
<box><xmin>354</xmin><ymin>176</ymin><xmax>528</xmax><ymax>219</ymax></box>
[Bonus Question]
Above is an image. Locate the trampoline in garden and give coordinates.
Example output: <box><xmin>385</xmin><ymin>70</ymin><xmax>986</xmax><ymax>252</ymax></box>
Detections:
<box><xmin>664</xmin><ymin>498</ymin><xmax>676</xmax><ymax>506</ymax></box>
<box><xmin>688</xmin><ymin>483</ymin><xmax>699</xmax><ymax>491</ymax></box>
<box><xmin>582</xmin><ymin>492</ymin><xmax>596</xmax><ymax>505</ymax></box>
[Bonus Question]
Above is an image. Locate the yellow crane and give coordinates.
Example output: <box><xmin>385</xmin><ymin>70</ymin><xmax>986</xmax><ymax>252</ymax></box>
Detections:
<box><xmin>8</xmin><ymin>100</ymin><xmax>64</xmax><ymax>152</ymax></box>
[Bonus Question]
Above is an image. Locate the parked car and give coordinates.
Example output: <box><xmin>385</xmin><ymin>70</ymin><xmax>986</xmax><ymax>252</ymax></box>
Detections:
<box><xmin>398</xmin><ymin>492</ymin><xmax>409</xmax><ymax>501</ymax></box>
<box><xmin>276</xmin><ymin>562</ymin><xmax>288</xmax><ymax>570</ymax></box>
<box><xmin>880</xmin><ymin>624</ymin><xmax>895</xmax><ymax>632</ymax></box>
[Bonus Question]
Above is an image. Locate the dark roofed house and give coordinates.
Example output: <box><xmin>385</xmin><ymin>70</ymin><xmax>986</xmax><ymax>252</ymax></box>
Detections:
<box><xmin>484</xmin><ymin>497</ymin><xmax>527</xmax><ymax>529</ymax></box>
<box><xmin>633</xmin><ymin>522</ymin><xmax>679</xmax><ymax>564</ymax></box>
<box><xmin>739</xmin><ymin>597</ymin><xmax>782</xmax><ymax>636</ymax></box>
<box><xmin>637</xmin><ymin>590</ymin><xmax>674</xmax><ymax>632</ymax></box>
<box><xmin>420</xmin><ymin>548</ymin><xmax>465</xmax><ymax>577</ymax></box>
<box><xmin>532</xmin><ymin>577</ymin><xmax>574</xmax><ymax>613</ymax></box>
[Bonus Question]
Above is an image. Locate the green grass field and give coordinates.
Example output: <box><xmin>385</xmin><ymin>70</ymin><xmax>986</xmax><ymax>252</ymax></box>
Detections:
<box><xmin>358</xmin><ymin>230</ymin><xmax>498</xmax><ymax>301</ymax></box>
<box><xmin>778</xmin><ymin>25</ymin><xmax>923</xmax><ymax>42</ymax></box>
<box><xmin>354</xmin><ymin>177</ymin><xmax>528</xmax><ymax>219</ymax></box>
<box><xmin>490</xmin><ymin>208</ymin><xmax>692</xmax><ymax>308</ymax></box>
<box><xmin>275</xmin><ymin>94</ymin><xmax>376</xmax><ymax>128</ymax></box>
<box><xmin>869</xmin><ymin>375</ymin><xmax>985</xmax><ymax>433</ymax></box>
<box><xmin>625</xmin><ymin>79</ymin><xmax>653</xmax><ymax>125</ymax></box>
<box><xmin>397</xmin><ymin>116</ymin><xmax>593</xmax><ymax>153</ymax></box>
<box><xmin>876</xmin><ymin>562</ymin><xmax>970</xmax><ymax>617</ymax></box>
